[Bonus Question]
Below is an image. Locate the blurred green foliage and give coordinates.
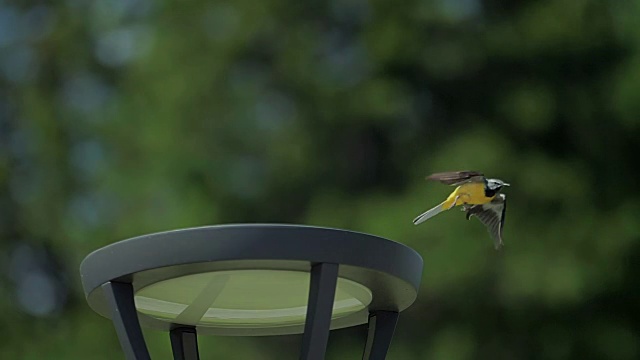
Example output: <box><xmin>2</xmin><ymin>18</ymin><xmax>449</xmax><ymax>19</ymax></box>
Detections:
<box><xmin>1</xmin><ymin>0</ymin><xmax>639</xmax><ymax>359</ymax></box>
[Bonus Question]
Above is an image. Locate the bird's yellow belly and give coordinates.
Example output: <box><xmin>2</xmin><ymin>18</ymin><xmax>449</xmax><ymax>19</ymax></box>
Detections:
<box><xmin>444</xmin><ymin>182</ymin><xmax>494</xmax><ymax>208</ymax></box>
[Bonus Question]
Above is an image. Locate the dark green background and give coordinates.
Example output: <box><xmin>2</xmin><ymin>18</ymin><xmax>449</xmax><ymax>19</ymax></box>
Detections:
<box><xmin>1</xmin><ymin>0</ymin><xmax>638</xmax><ymax>359</ymax></box>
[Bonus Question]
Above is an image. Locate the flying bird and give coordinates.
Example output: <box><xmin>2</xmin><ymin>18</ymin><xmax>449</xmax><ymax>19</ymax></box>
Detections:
<box><xmin>412</xmin><ymin>171</ymin><xmax>509</xmax><ymax>249</ymax></box>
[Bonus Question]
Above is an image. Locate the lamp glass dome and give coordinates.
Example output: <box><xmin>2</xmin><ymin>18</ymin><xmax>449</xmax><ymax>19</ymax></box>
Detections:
<box><xmin>134</xmin><ymin>270</ymin><xmax>372</xmax><ymax>328</ymax></box>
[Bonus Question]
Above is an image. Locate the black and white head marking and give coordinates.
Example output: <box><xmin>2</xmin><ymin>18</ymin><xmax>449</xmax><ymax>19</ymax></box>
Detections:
<box><xmin>485</xmin><ymin>178</ymin><xmax>509</xmax><ymax>191</ymax></box>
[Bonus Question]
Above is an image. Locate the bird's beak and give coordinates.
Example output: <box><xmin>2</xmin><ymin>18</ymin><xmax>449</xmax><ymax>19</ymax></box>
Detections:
<box><xmin>503</xmin><ymin>183</ymin><xmax>510</xmax><ymax>187</ymax></box>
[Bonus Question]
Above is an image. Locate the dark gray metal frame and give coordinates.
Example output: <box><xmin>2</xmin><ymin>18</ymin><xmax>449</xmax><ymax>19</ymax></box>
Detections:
<box><xmin>80</xmin><ymin>224</ymin><xmax>423</xmax><ymax>360</ymax></box>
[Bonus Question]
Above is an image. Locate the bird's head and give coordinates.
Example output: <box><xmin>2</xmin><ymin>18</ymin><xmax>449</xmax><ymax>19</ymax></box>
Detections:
<box><xmin>486</xmin><ymin>178</ymin><xmax>510</xmax><ymax>191</ymax></box>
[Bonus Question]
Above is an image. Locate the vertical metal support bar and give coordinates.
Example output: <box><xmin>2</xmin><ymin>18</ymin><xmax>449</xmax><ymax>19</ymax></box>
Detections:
<box><xmin>362</xmin><ymin>311</ymin><xmax>399</xmax><ymax>360</ymax></box>
<box><xmin>101</xmin><ymin>281</ymin><xmax>151</xmax><ymax>360</ymax></box>
<box><xmin>170</xmin><ymin>327</ymin><xmax>200</xmax><ymax>360</ymax></box>
<box><xmin>299</xmin><ymin>263</ymin><xmax>339</xmax><ymax>360</ymax></box>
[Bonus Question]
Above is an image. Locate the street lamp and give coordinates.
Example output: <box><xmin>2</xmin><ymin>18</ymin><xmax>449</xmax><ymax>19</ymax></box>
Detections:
<box><xmin>80</xmin><ymin>224</ymin><xmax>423</xmax><ymax>360</ymax></box>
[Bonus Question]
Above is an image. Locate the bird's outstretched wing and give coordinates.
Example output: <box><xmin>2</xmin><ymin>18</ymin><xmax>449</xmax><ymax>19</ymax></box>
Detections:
<box><xmin>426</xmin><ymin>170</ymin><xmax>485</xmax><ymax>186</ymax></box>
<box><xmin>465</xmin><ymin>194</ymin><xmax>506</xmax><ymax>249</ymax></box>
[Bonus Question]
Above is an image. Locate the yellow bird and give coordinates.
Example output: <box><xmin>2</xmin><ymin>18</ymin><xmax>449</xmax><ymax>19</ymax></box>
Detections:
<box><xmin>413</xmin><ymin>170</ymin><xmax>510</xmax><ymax>249</ymax></box>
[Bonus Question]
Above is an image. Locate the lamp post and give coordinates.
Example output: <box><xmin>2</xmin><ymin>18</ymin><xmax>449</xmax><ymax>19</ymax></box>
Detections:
<box><xmin>80</xmin><ymin>224</ymin><xmax>423</xmax><ymax>359</ymax></box>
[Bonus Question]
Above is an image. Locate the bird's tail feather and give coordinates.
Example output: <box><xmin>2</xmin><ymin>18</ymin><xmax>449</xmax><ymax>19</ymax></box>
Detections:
<box><xmin>413</xmin><ymin>201</ymin><xmax>446</xmax><ymax>225</ymax></box>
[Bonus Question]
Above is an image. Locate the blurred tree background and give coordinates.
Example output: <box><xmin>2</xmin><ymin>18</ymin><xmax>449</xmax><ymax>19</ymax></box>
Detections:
<box><xmin>1</xmin><ymin>0</ymin><xmax>639</xmax><ymax>359</ymax></box>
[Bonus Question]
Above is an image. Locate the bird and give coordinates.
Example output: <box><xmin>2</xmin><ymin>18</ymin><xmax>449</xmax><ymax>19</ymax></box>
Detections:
<box><xmin>412</xmin><ymin>170</ymin><xmax>509</xmax><ymax>249</ymax></box>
